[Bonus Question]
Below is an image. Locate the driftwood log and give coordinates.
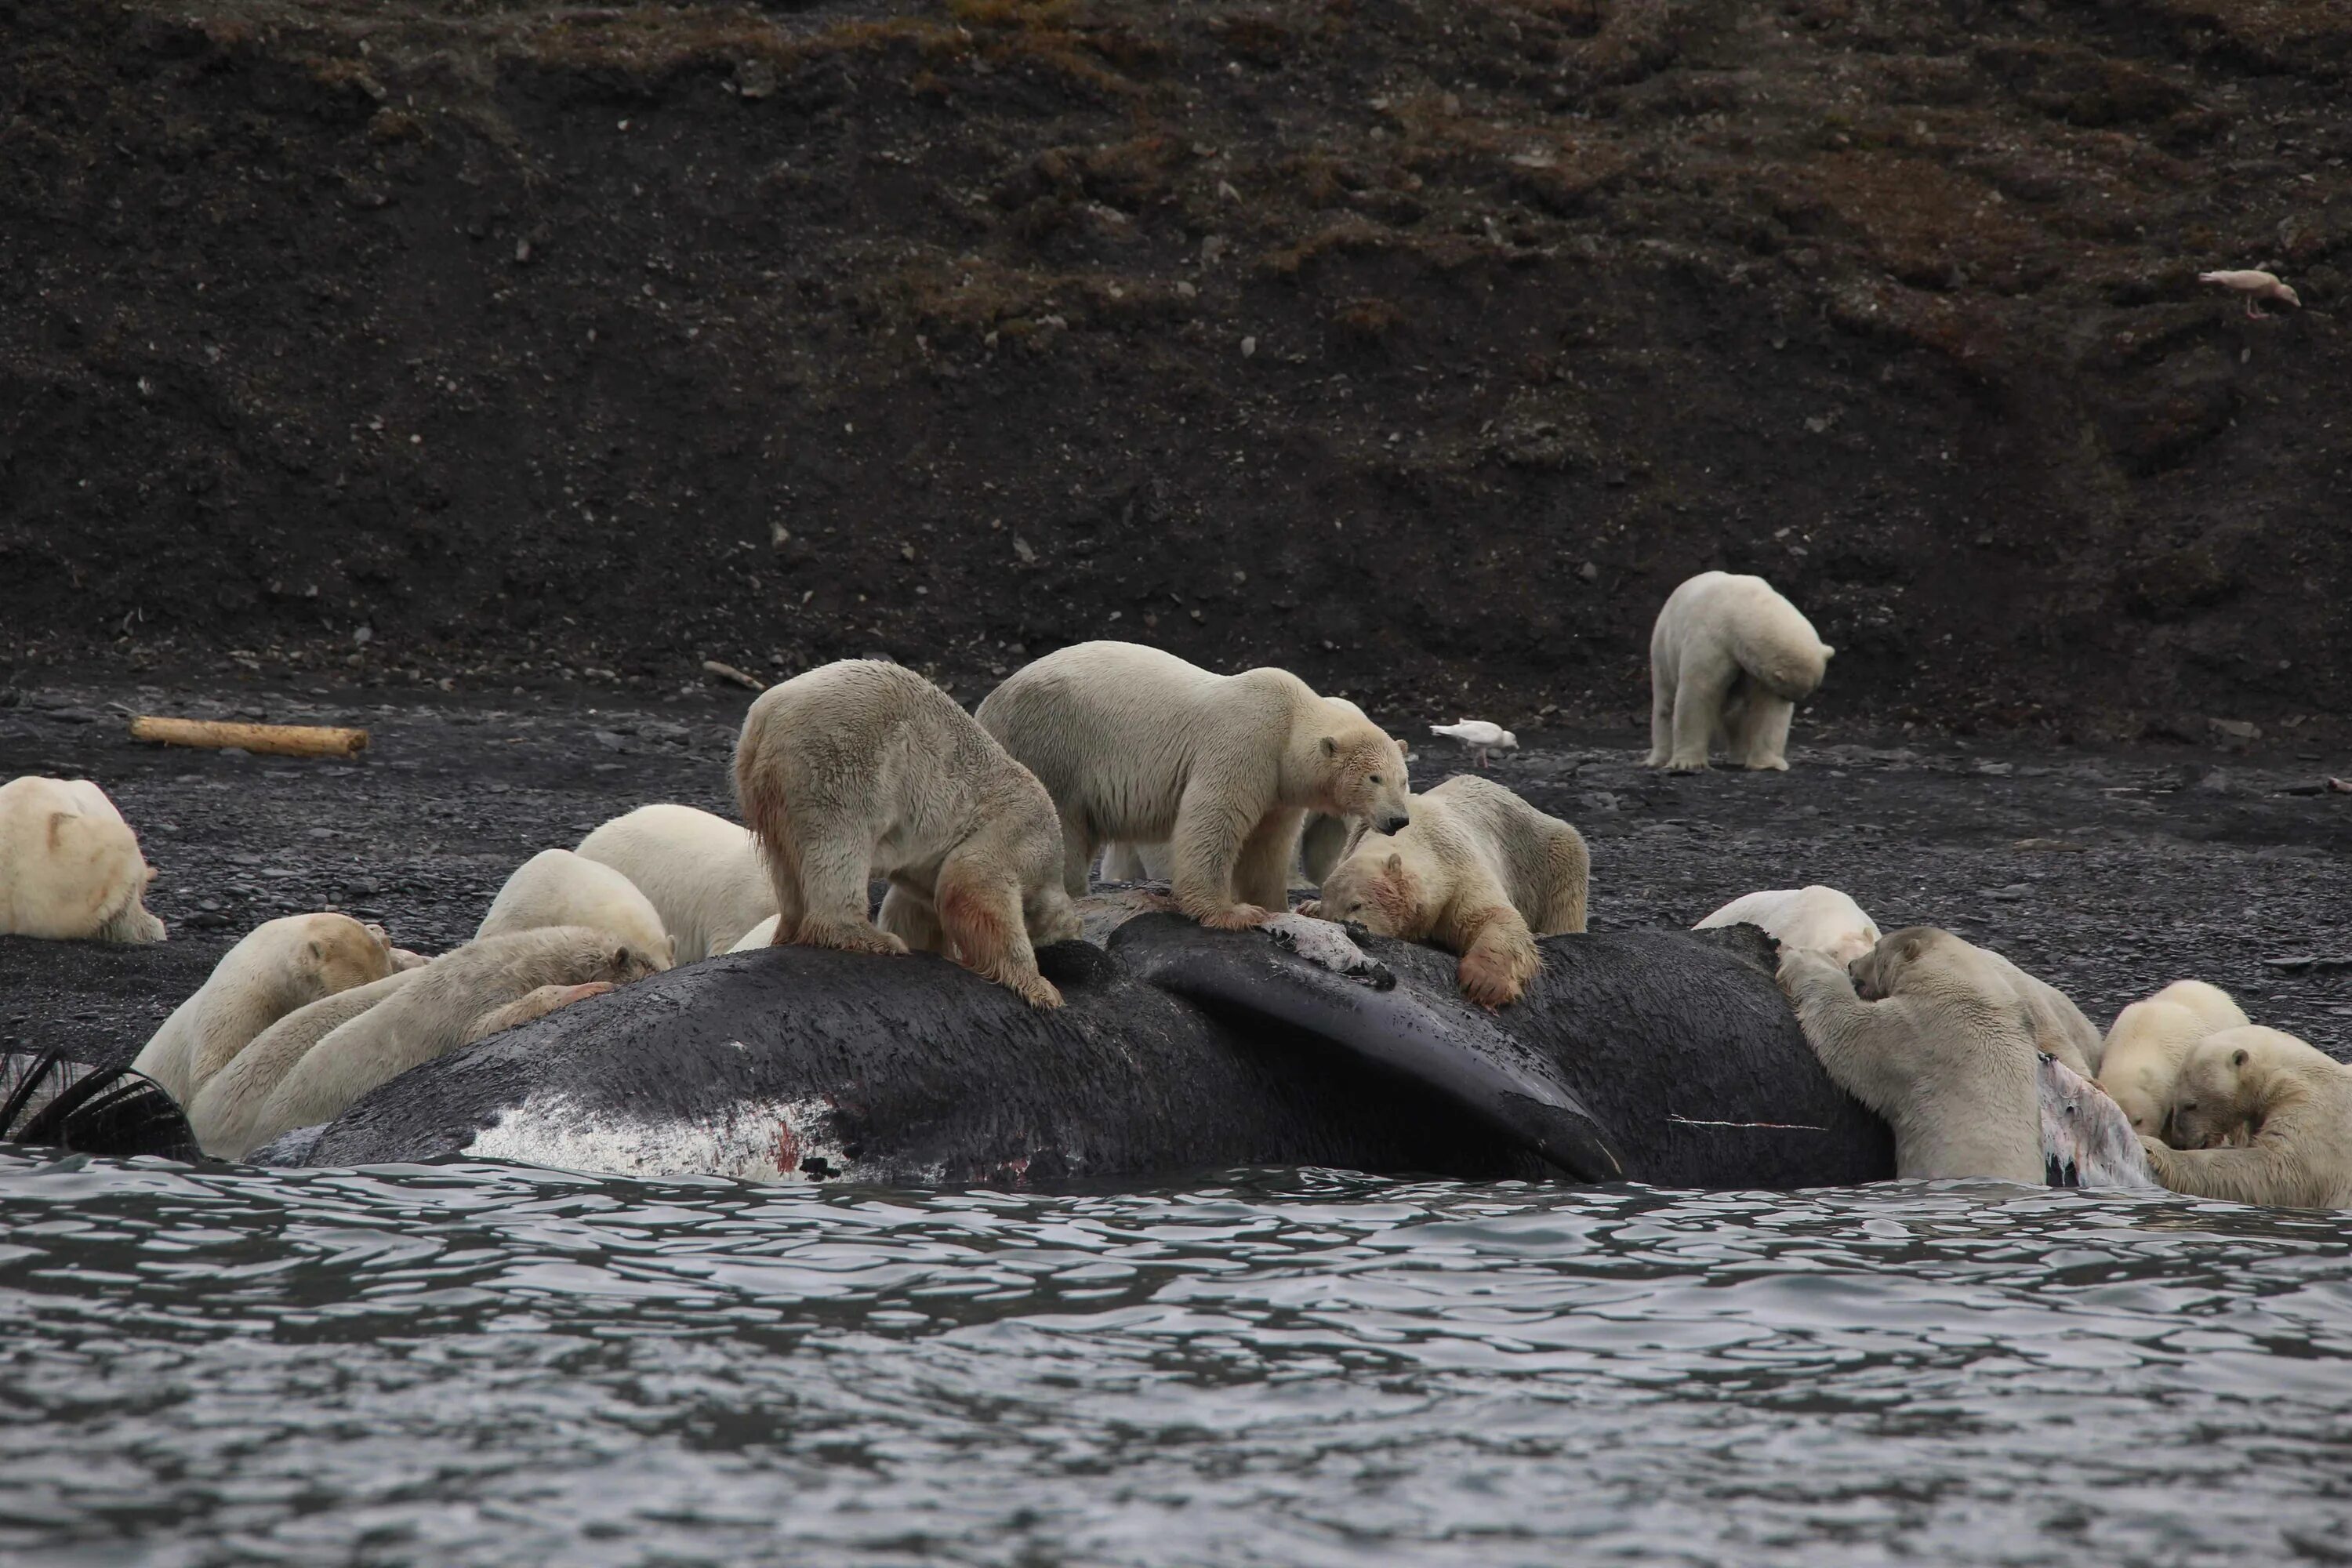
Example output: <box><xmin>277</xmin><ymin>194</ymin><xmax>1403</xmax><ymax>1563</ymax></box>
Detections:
<box><xmin>129</xmin><ymin>716</ymin><xmax>368</xmax><ymax>759</ymax></box>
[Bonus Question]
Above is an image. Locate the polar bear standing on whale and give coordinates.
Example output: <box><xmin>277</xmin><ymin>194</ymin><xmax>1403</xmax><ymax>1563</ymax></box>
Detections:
<box><xmin>735</xmin><ymin>659</ymin><xmax>1081</xmax><ymax>1008</ymax></box>
<box><xmin>1646</xmin><ymin>572</ymin><xmax>1832</xmax><ymax>771</ymax></box>
<box><xmin>978</xmin><ymin>641</ymin><xmax>1412</xmax><ymax>930</ymax></box>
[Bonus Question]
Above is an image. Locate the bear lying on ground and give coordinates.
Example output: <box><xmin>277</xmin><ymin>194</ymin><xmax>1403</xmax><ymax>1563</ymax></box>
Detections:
<box><xmin>978</xmin><ymin>641</ymin><xmax>1410</xmax><ymax>931</ymax></box>
<box><xmin>1646</xmin><ymin>572</ymin><xmax>1832</xmax><ymax>772</ymax></box>
<box><xmin>736</xmin><ymin>659</ymin><xmax>1080</xmax><ymax>1007</ymax></box>
<box><xmin>2139</xmin><ymin>1025</ymin><xmax>2352</xmax><ymax>1210</ymax></box>
<box><xmin>1300</xmin><ymin>775</ymin><xmax>1588</xmax><ymax>1008</ymax></box>
<box><xmin>132</xmin><ymin>912</ymin><xmax>400</xmax><ymax>1105</ymax></box>
<box><xmin>0</xmin><ymin>776</ymin><xmax>165</xmax><ymax>943</ymax></box>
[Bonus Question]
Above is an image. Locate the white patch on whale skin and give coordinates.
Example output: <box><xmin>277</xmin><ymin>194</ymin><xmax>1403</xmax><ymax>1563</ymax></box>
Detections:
<box><xmin>2039</xmin><ymin>1054</ymin><xmax>2159</xmax><ymax>1190</ymax></box>
<box><xmin>464</xmin><ymin>1089</ymin><xmax>856</xmax><ymax>1183</ymax></box>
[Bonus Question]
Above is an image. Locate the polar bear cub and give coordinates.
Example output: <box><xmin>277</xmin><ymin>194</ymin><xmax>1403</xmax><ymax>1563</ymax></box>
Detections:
<box><xmin>2139</xmin><ymin>1026</ymin><xmax>2352</xmax><ymax>1210</ymax></box>
<box><xmin>0</xmin><ymin>776</ymin><xmax>166</xmax><ymax>942</ymax></box>
<box><xmin>241</xmin><ymin>926</ymin><xmax>664</xmax><ymax>1156</ymax></box>
<box><xmin>735</xmin><ymin>659</ymin><xmax>1082</xmax><ymax>1007</ymax></box>
<box><xmin>1302</xmin><ymin>775</ymin><xmax>1587</xmax><ymax>1008</ymax></box>
<box><xmin>977</xmin><ymin>641</ymin><xmax>1411</xmax><ymax>931</ymax></box>
<box><xmin>2097</xmin><ymin>980</ymin><xmax>2249</xmax><ymax>1135</ymax></box>
<box><xmin>132</xmin><ymin>913</ymin><xmax>401</xmax><ymax>1104</ymax></box>
<box><xmin>477</xmin><ymin>848</ymin><xmax>676</xmax><ymax>969</ymax></box>
<box><xmin>1695</xmin><ymin>885</ymin><xmax>1880</xmax><ymax>967</ymax></box>
<box><xmin>1778</xmin><ymin>925</ymin><xmax>2045</xmax><ymax>1183</ymax></box>
<box><xmin>1646</xmin><ymin>572</ymin><xmax>1833</xmax><ymax>771</ymax></box>
<box><xmin>576</xmin><ymin>804</ymin><xmax>777</xmax><ymax>964</ymax></box>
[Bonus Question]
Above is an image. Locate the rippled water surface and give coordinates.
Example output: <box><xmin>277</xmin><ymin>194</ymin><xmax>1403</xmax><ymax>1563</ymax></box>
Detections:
<box><xmin>5</xmin><ymin>1152</ymin><xmax>2350</xmax><ymax>1566</ymax></box>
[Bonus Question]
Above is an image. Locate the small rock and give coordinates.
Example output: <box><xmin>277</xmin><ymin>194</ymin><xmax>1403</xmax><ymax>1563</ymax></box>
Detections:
<box><xmin>591</xmin><ymin>730</ymin><xmax>628</xmax><ymax>752</ymax></box>
<box><xmin>2209</xmin><ymin>717</ymin><xmax>2261</xmax><ymax>741</ymax></box>
<box><xmin>1012</xmin><ymin>536</ymin><xmax>1037</xmax><ymax>564</ymax></box>
<box><xmin>1577</xmin><ymin>561</ymin><xmax>1599</xmax><ymax>582</ymax></box>
<box><xmin>1240</xmin><ymin>336</ymin><xmax>1257</xmax><ymax>358</ymax></box>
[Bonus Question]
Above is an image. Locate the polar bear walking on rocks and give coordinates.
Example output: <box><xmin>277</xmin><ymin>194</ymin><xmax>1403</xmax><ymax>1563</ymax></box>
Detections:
<box><xmin>1301</xmin><ymin>775</ymin><xmax>1587</xmax><ymax>1008</ymax></box>
<box><xmin>0</xmin><ymin>776</ymin><xmax>166</xmax><ymax>943</ymax></box>
<box><xmin>2140</xmin><ymin>1026</ymin><xmax>2352</xmax><ymax>1209</ymax></box>
<box><xmin>576</xmin><ymin>804</ymin><xmax>777</xmax><ymax>963</ymax></box>
<box><xmin>1695</xmin><ymin>885</ymin><xmax>1881</xmax><ymax>967</ymax></box>
<box><xmin>132</xmin><ymin>912</ymin><xmax>401</xmax><ymax>1105</ymax></box>
<box><xmin>2097</xmin><ymin>980</ymin><xmax>2249</xmax><ymax>1136</ymax></box>
<box><xmin>977</xmin><ymin>642</ymin><xmax>1411</xmax><ymax>931</ymax></box>
<box><xmin>477</xmin><ymin>848</ymin><xmax>677</xmax><ymax>970</ymax></box>
<box><xmin>1646</xmin><ymin>572</ymin><xmax>1833</xmax><ymax>771</ymax></box>
<box><xmin>735</xmin><ymin>659</ymin><xmax>1081</xmax><ymax>1008</ymax></box>
<box><xmin>1778</xmin><ymin>926</ymin><xmax>2045</xmax><ymax>1183</ymax></box>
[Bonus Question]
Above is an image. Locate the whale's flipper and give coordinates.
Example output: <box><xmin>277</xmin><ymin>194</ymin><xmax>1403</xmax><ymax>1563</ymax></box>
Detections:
<box><xmin>0</xmin><ymin>1051</ymin><xmax>200</xmax><ymax>1163</ymax></box>
<box><xmin>1108</xmin><ymin>913</ymin><xmax>1624</xmax><ymax>1183</ymax></box>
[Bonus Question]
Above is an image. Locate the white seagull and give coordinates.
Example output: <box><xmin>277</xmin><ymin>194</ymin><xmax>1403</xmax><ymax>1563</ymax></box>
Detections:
<box><xmin>2198</xmin><ymin>269</ymin><xmax>2300</xmax><ymax>321</ymax></box>
<box><xmin>1431</xmin><ymin>719</ymin><xmax>1517</xmax><ymax>769</ymax></box>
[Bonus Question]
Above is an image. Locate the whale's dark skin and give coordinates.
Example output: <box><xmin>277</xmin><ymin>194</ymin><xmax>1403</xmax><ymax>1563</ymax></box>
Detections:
<box><xmin>252</xmin><ymin>914</ymin><xmax>1893</xmax><ymax>1190</ymax></box>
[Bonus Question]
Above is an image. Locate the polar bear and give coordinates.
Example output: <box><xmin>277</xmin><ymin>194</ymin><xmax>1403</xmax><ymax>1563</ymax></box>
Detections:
<box><xmin>189</xmin><ymin>966</ymin><xmax>423</xmax><ymax>1159</ymax></box>
<box><xmin>239</xmin><ymin>927</ymin><xmax>664</xmax><ymax>1156</ymax></box>
<box><xmin>1694</xmin><ymin>885</ymin><xmax>1880</xmax><ymax>966</ymax></box>
<box><xmin>2139</xmin><ymin>1026</ymin><xmax>2352</xmax><ymax>1209</ymax></box>
<box><xmin>1977</xmin><ymin>948</ymin><xmax>2102</xmax><ymax>1078</ymax></box>
<box><xmin>575</xmin><ymin>804</ymin><xmax>777</xmax><ymax>964</ymax></box>
<box><xmin>1778</xmin><ymin>926</ymin><xmax>2045</xmax><ymax>1182</ymax></box>
<box><xmin>0</xmin><ymin>776</ymin><xmax>165</xmax><ymax>942</ymax></box>
<box><xmin>735</xmin><ymin>659</ymin><xmax>1081</xmax><ymax>1007</ymax></box>
<box><xmin>977</xmin><ymin>642</ymin><xmax>1412</xmax><ymax>931</ymax></box>
<box><xmin>2097</xmin><ymin>980</ymin><xmax>2249</xmax><ymax>1136</ymax></box>
<box><xmin>1298</xmin><ymin>775</ymin><xmax>1588</xmax><ymax>1008</ymax></box>
<box><xmin>477</xmin><ymin>848</ymin><xmax>677</xmax><ymax>969</ymax></box>
<box><xmin>131</xmin><ymin>913</ymin><xmax>400</xmax><ymax>1104</ymax></box>
<box><xmin>1646</xmin><ymin>572</ymin><xmax>1833</xmax><ymax>771</ymax></box>
<box><xmin>1102</xmin><ymin>811</ymin><xmax>1350</xmax><ymax>888</ymax></box>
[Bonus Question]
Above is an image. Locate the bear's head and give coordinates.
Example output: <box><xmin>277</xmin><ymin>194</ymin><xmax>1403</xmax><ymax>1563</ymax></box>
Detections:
<box><xmin>1849</xmin><ymin>926</ymin><xmax>2020</xmax><ymax>1021</ymax></box>
<box><xmin>304</xmin><ymin>913</ymin><xmax>401</xmax><ymax>996</ymax></box>
<box><xmin>1308</xmin><ymin>722</ymin><xmax>1411</xmax><ymax>835</ymax></box>
<box><xmin>1312</xmin><ymin>847</ymin><xmax>1428</xmax><ymax>940</ymax></box>
<box><xmin>2168</xmin><ymin>1026</ymin><xmax>2313</xmax><ymax>1149</ymax></box>
<box><xmin>596</xmin><ymin>941</ymin><xmax>666</xmax><ymax>985</ymax></box>
<box><xmin>1754</xmin><ymin>639</ymin><xmax>1835</xmax><ymax>704</ymax></box>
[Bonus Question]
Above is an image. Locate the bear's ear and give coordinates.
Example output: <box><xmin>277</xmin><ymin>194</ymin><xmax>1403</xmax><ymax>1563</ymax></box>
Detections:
<box><xmin>611</xmin><ymin>944</ymin><xmax>632</xmax><ymax>970</ymax></box>
<box><xmin>1384</xmin><ymin>852</ymin><xmax>1403</xmax><ymax>876</ymax></box>
<box><xmin>307</xmin><ymin>940</ymin><xmax>325</xmax><ymax>962</ymax></box>
<box><xmin>1319</xmin><ymin>735</ymin><xmax>1338</xmax><ymax>757</ymax></box>
<box><xmin>2233</xmin><ymin>1047</ymin><xmax>2250</xmax><ymax>1069</ymax></box>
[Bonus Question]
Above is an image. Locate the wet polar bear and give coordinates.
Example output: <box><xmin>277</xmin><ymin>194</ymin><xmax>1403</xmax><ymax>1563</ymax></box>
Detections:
<box><xmin>576</xmin><ymin>804</ymin><xmax>777</xmax><ymax>962</ymax></box>
<box><xmin>1301</xmin><ymin>775</ymin><xmax>1588</xmax><ymax>1008</ymax></box>
<box><xmin>0</xmin><ymin>776</ymin><xmax>166</xmax><ymax>943</ymax></box>
<box><xmin>976</xmin><ymin>641</ymin><xmax>1411</xmax><ymax>931</ymax></box>
<box><xmin>2140</xmin><ymin>1026</ymin><xmax>2352</xmax><ymax>1210</ymax></box>
<box><xmin>238</xmin><ymin>927</ymin><xmax>664</xmax><ymax>1156</ymax></box>
<box><xmin>1778</xmin><ymin>925</ymin><xmax>2045</xmax><ymax>1183</ymax></box>
<box><xmin>132</xmin><ymin>912</ymin><xmax>401</xmax><ymax>1104</ymax></box>
<box><xmin>735</xmin><ymin>659</ymin><xmax>1081</xmax><ymax>1008</ymax></box>
<box><xmin>2097</xmin><ymin>980</ymin><xmax>2249</xmax><ymax>1136</ymax></box>
<box><xmin>477</xmin><ymin>848</ymin><xmax>677</xmax><ymax>969</ymax></box>
<box><xmin>1695</xmin><ymin>885</ymin><xmax>1880</xmax><ymax>967</ymax></box>
<box><xmin>1646</xmin><ymin>572</ymin><xmax>1832</xmax><ymax>771</ymax></box>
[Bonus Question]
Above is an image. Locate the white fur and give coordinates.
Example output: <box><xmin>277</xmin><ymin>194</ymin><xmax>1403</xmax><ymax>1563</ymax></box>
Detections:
<box><xmin>976</xmin><ymin>642</ymin><xmax>1411</xmax><ymax>929</ymax></box>
<box><xmin>1695</xmin><ymin>885</ymin><xmax>1881</xmax><ymax>967</ymax></box>
<box><xmin>477</xmin><ymin>848</ymin><xmax>677</xmax><ymax>969</ymax></box>
<box><xmin>2099</xmin><ymin>980</ymin><xmax>2250</xmax><ymax>1135</ymax></box>
<box><xmin>1779</xmin><ymin>927</ymin><xmax>2045</xmax><ymax>1184</ymax></box>
<box><xmin>244</xmin><ymin>927</ymin><xmax>662</xmax><ymax>1155</ymax></box>
<box><xmin>0</xmin><ymin>776</ymin><xmax>165</xmax><ymax>943</ymax></box>
<box><xmin>132</xmin><ymin>913</ymin><xmax>399</xmax><ymax>1104</ymax></box>
<box><xmin>2143</xmin><ymin>1026</ymin><xmax>2352</xmax><ymax>1209</ymax></box>
<box><xmin>189</xmin><ymin>967</ymin><xmax>422</xmax><ymax>1160</ymax></box>
<box><xmin>1646</xmin><ymin>572</ymin><xmax>1832</xmax><ymax>771</ymax></box>
<box><xmin>727</xmin><ymin>914</ymin><xmax>780</xmax><ymax>953</ymax></box>
<box><xmin>575</xmin><ymin>804</ymin><xmax>776</xmax><ymax>964</ymax></box>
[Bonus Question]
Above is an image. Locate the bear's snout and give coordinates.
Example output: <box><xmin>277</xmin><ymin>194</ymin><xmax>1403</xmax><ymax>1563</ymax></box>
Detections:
<box><xmin>1378</xmin><ymin>811</ymin><xmax>1410</xmax><ymax>834</ymax></box>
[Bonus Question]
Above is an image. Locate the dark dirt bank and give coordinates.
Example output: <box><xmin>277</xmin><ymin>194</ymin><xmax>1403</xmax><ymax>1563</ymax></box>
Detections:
<box><xmin>5</xmin><ymin>681</ymin><xmax>2347</xmax><ymax>1077</ymax></box>
<box><xmin>2</xmin><ymin>0</ymin><xmax>2350</xmax><ymax>741</ymax></box>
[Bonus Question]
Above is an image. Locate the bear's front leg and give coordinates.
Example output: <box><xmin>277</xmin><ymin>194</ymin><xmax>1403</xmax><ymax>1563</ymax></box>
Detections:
<box><xmin>792</xmin><ymin>840</ymin><xmax>909</xmax><ymax>956</ymax></box>
<box><xmin>1732</xmin><ymin>691</ymin><xmax>1796</xmax><ymax>771</ymax></box>
<box><xmin>1170</xmin><ymin>786</ymin><xmax>1272</xmax><ymax>931</ymax></box>
<box><xmin>1233</xmin><ymin>808</ymin><xmax>1306</xmax><ymax>916</ymax></box>
<box><xmin>938</xmin><ymin>865</ymin><xmax>1063</xmax><ymax>1009</ymax></box>
<box><xmin>1454</xmin><ymin>905</ymin><xmax>1540</xmax><ymax>1009</ymax></box>
<box><xmin>1664</xmin><ymin>654</ymin><xmax>1732</xmax><ymax>772</ymax></box>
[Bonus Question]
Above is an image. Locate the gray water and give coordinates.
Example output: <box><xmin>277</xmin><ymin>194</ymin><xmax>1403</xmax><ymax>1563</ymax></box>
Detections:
<box><xmin>3</xmin><ymin>1152</ymin><xmax>2349</xmax><ymax>1566</ymax></box>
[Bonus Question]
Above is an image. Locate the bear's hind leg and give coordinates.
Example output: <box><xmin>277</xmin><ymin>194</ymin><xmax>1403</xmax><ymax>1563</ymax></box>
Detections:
<box><xmin>938</xmin><ymin>858</ymin><xmax>1062</xmax><ymax>1008</ymax></box>
<box><xmin>877</xmin><ymin>883</ymin><xmax>946</xmax><ymax>953</ymax></box>
<box><xmin>791</xmin><ymin>837</ymin><xmax>908</xmax><ymax>956</ymax></box>
<box><xmin>1059</xmin><ymin>813</ymin><xmax>1097</xmax><ymax>900</ymax></box>
<box><xmin>1645</xmin><ymin>662</ymin><xmax>1677</xmax><ymax>768</ymax></box>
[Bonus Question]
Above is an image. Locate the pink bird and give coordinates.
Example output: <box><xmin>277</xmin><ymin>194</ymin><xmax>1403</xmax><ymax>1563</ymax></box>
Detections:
<box><xmin>2198</xmin><ymin>269</ymin><xmax>2300</xmax><ymax>321</ymax></box>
